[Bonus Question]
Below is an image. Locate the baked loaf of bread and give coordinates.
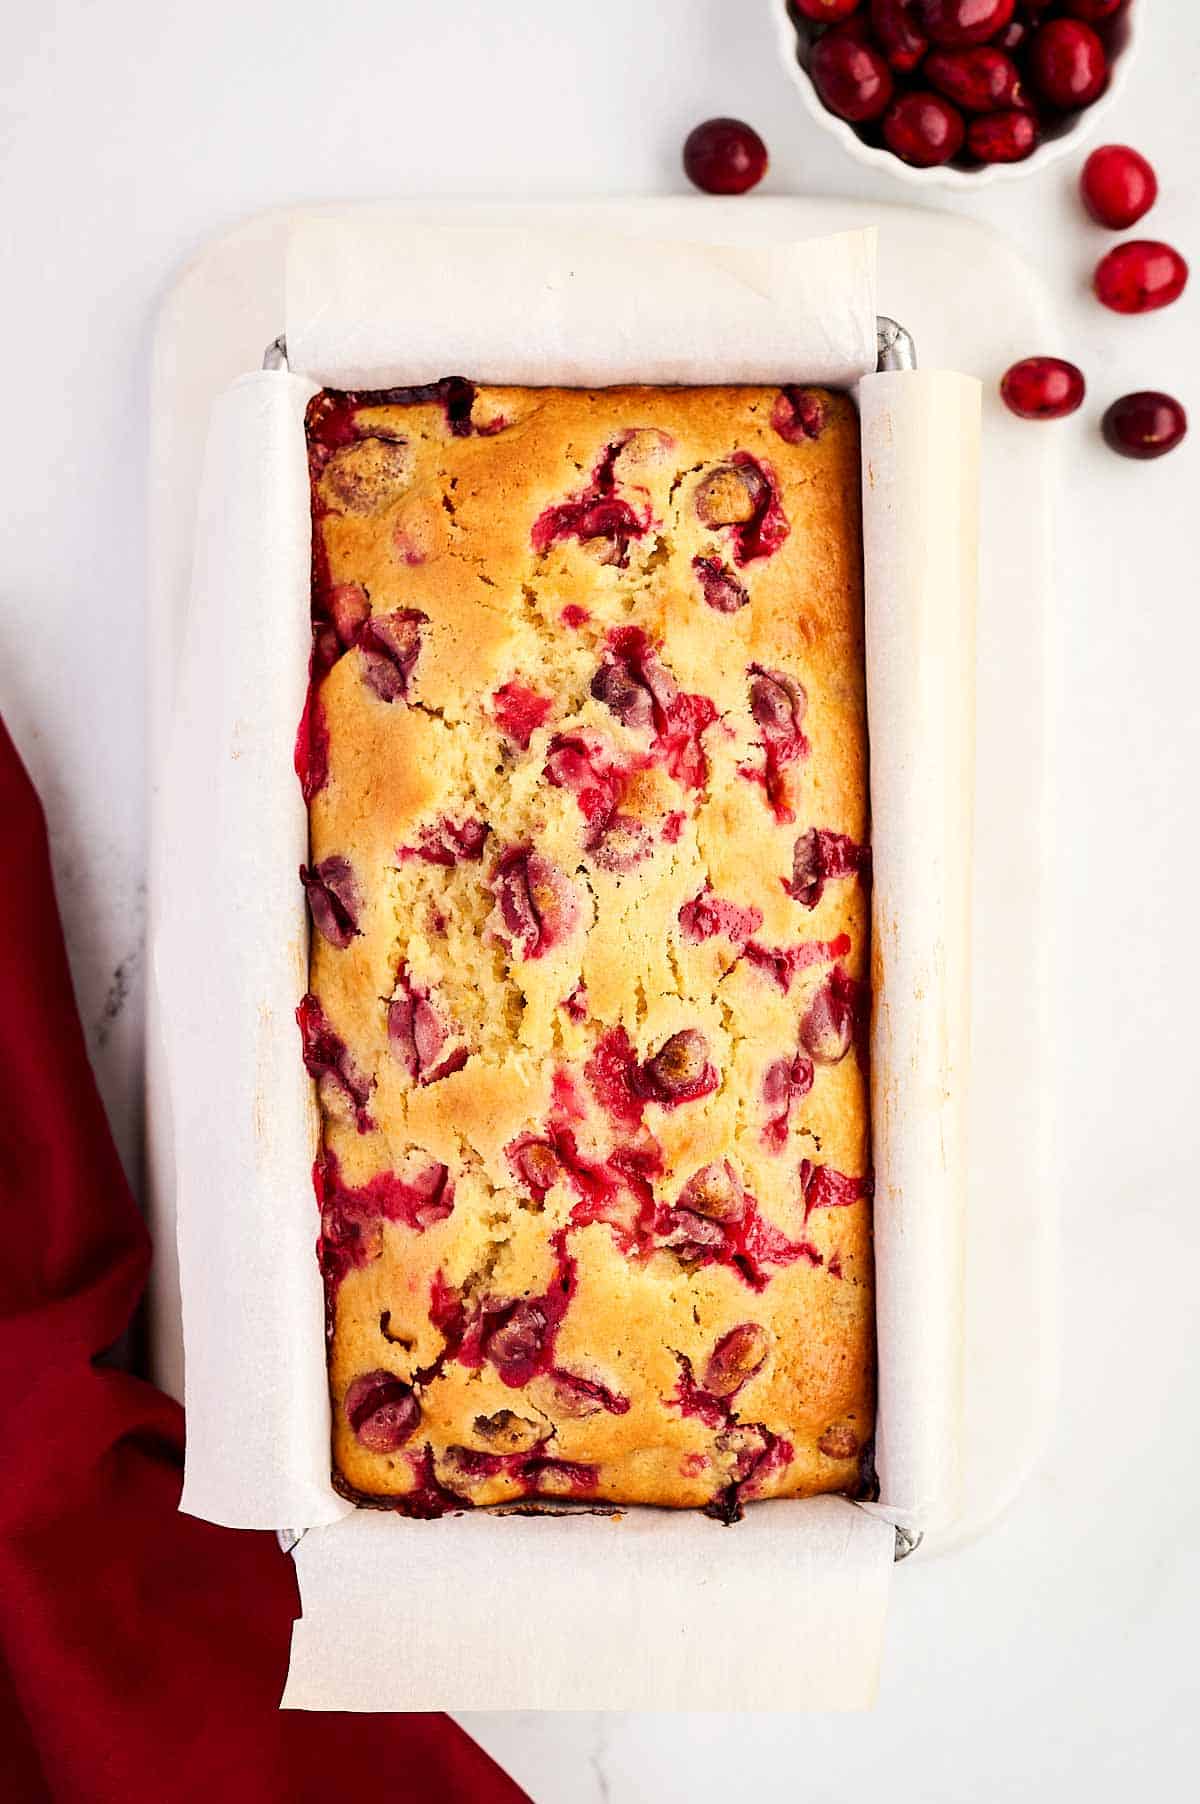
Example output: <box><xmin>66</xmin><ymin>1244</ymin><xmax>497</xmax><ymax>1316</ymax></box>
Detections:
<box><xmin>299</xmin><ymin>379</ymin><xmax>873</xmax><ymax>1519</ymax></box>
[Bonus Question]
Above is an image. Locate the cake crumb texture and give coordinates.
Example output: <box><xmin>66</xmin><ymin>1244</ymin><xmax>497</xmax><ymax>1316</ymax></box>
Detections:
<box><xmin>301</xmin><ymin>380</ymin><xmax>873</xmax><ymax>1519</ymax></box>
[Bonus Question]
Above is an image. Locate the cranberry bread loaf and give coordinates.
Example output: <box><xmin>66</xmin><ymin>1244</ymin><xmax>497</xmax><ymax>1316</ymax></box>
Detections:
<box><xmin>299</xmin><ymin>379</ymin><xmax>873</xmax><ymax>1520</ymax></box>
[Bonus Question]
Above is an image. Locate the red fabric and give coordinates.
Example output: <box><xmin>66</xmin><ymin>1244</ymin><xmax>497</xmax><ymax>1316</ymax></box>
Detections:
<box><xmin>0</xmin><ymin>716</ymin><xmax>529</xmax><ymax>1804</ymax></box>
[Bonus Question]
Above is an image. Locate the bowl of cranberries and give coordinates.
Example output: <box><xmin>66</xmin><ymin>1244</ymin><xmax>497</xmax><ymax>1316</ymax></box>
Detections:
<box><xmin>777</xmin><ymin>0</ymin><xmax>1142</xmax><ymax>185</ymax></box>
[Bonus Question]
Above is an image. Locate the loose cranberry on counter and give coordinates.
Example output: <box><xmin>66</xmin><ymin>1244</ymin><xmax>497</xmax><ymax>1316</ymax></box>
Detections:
<box><xmin>1000</xmin><ymin>357</ymin><xmax>1086</xmax><ymax>421</ymax></box>
<box><xmin>1081</xmin><ymin>145</ymin><xmax>1158</xmax><ymax>230</ymax></box>
<box><xmin>919</xmin><ymin>0</ymin><xmax>1016</xmax><ymax>48</ymax></box>
<box><xmin>1028</xmin><ymin>18</ymin><xmax>1107</xmax><ymax>109</ymax></box>
<box><xmin>682</xmin><ymin>118</ymin><xmax>768</xmax><ymax>195</ymax></box>
<box><xmin>883</xmin><ymin>91</ymin><xmax>965</xmax><ymax>165</ymax></box>
<box><xmin>925</xmin><ymin>46</ymin><xmax>1024</xmax><ymax>111</ymax></box>
<box><xmin>1094</xmin><ymin>241</ymin><xmax>1189</xmax><ymax>314</ymax></box>
<box><xmin>870</xmin><ymin>0</ymin><xmax>928</xmax><ymax>72</ymax></box>
<box><xmin>793</xmin><ymin>0</ymin><xmax>864</xmax><ymax>17</ymax></box>
<box><xmin>1101</xmin><ymin>393</ymin><xmax>1188</xmax><ymax>461</ymax></box>
<box><xmin>809</xmin><ymin>29</ymin><xmax>894</xmax><ymax>122</ymax></box>
<box><xmin>967</xmin><ymin>106</ymin><xmax>1039</xmax><ymax>163</ymax></box>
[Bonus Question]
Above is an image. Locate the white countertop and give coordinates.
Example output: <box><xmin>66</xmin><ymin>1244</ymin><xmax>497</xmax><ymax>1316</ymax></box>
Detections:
<box><xmin>4</xmin><ymin>1</ymin><xmax>1197</xmax><ymax>1796</ymax></box>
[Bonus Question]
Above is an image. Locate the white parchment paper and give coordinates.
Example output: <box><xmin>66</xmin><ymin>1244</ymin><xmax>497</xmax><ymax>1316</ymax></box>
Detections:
<box><xmin>153</xmin><ymin>218</ymin><xmax>977</xmax><ymax>1709</ymax></box>
<box><xmin>287</xmin><ymin>214</ymin><xmax>878</xmax><ymax>389</ymax></box>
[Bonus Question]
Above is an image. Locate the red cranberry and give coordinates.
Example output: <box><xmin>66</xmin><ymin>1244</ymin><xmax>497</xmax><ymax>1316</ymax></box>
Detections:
<box><xmin>704</xmin><ymin>1323</ymin><xmax>770</xmax><ymax>1398</ymax></box>
<box><xmin>869</xmin><ymin>0</ymin><xmax>928</xmax><ymax>72</ymax></box>
<box><xmin>483</xmin><ymin>1301</ymin><xmax>550</xmax><ymax>1384</ymax></box>
<box><xmin>771</xmin><ymin>386</ymin><xmax>826</xmax><ymax>443</ymax></box>
<box><xmin>793</xmin><ymin>0</ymin><xmax>864</xmax><ymax>16</ymax></box>
<box><xmin>1029</xmin><ymin>19</ymin><xmax>1107</xmax><ymax>109</ymax></box>
<box><xmin>1101</xmin><ymin>393</ymin><xmax>1188</xmax><ymax>461</ymax></box>
<box><xmin>682</xmin><ymin>118</ymin><xmax>768</xmax><ymax>195</ymax></box>
<box><xmin>920</xmin><ymin>0</ymin><xmax>1016</xmax><ymax>48</ymax></box>
<box><xmin>749</xmin><ymin>667</ymin><xmax>807</xmax><ymax>743</ymax></box>
<box><xmin>639</xmin><ymin>1029</ymin><xmax>717</xmax><ymax>1105</ymax></box>
<box><xmin>883</xmin><ymin>91</ymin><xmax>966</xmax><ymax>166</ymax></box>
<box><xmin>1063</xmin><ymin>0</ymin><xmax>1124</xmax><ymax>18</ymax></box>
<box><xmin>1094</xmin><ymin>241</ymin><xmax>1188</xmax><ymax>314</ymax></box>
<box><xmin>301</xmin><ymin>855</ymin><xmax>361</xmax><ymax>948</ymax></box>
<box><xmin>1081</xmin><ymin>145</ymin><xmax>1158</xmax><ymax>230</ymax></box>
<box><xmin>809</xmin><ymin>30</ymin><xmax>894</xmax><ymax>123</ymax></box>
<box><xmin>489</xmin><ymin>846</ymin><xmax>579</xmax><ymax>959</ymax></box>
<box><xmin>967</xmin><ymin>107</ymin><xmax>1039</xmax><ymax>162</ymax></box>
<box><xmin>692</xmin><ymin>555</ymin><xmax>748</xmax><ymax>614</ymax></box>
<box><xmin>995</xmin><ymin>18</ymin><xmax>1028</xmax><ymax>52</ymax></box>
<box><xmin>344</xmin><ymin>1372</ymin><xmax>421</xmax><ymax>1452</ymax></box>
<box><xmin>800</xmin><ymin>967</ymin><xmax>860</xmax><ymax>1064</ymax></box>
<box><xmin>925</xmin><ymin>47</ymin><xmax>1025</xmax><ymax>111</ymax></box>
<box><xmin>1000</xmin><ymin>357</ymin><xmax>1086</xmax><ymax>421</ymax></box>
<box><xmin>358</xmin><ymin>609</ymin><xmax>426</xmax><ymax>703</ymax></box>
<box><xmin>679</xmin><ymin>1161</ymin><xmax>746</xmax><ymax>1224</ymax></box>
<box><xmin>787</xmin><ymin>828</ymin><xmax>868</xmax><ymax>906</ymax></box>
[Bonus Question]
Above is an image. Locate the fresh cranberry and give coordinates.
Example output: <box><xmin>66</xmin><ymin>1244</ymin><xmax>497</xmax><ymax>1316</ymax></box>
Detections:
<box><xmin>1000</xmin><ymin>357</ymin><xmax>1086</xmax><ymax>421</ymax></box>
<box><xmin>771</xmin><ymin>387</ymin><xmax>826</xmax><ymax>444</ymax></box>
<box><xmin>809</xmin><ymin>30</ymin><xmax>894</xmax><ymax>123</ymax></box>
<box><xmin>692</xmin><ymin>555</ymin><xmax>749</xmax><ymax>613</ymax></box>
<box><xmin>682</xmin><ymin>118</ymin><xmax>768</xmax><ymax>195</ymax></box>
<box><xmin>793</xmin><ymin>0</ymin><xmax>864</xmax><ymax>17</ymax></box>
<box><xmin>883</xmin><ymin>91</ymin><xmax>966</xmax><ymax>166</ymax></box>
<box><xmin>1094</xmin><ymin>241</ymin><xmax>1188</xmax><ymax>314</ymax></box>
<box><xmin>358</xmin><ymin>609</ymin><xmax>426</xmax><ymax>702</ymax></box>
<box><xmin>300</xmin><ymin>855</ymin><xmax>361</xmax><ymax>948</ymax></box>
<box><xmin>1101</xmin><ymin>393</ymin><xmax>1188</xmax><ymax>461</ymax></box>
<box><xmin>799</xmin><ymin>966</ymin><xmax>861</xmax><ymax>1064</ymax></box>
<box><xmin>1063</xmin><ymin>0</ymin><xmax>1124</xmax><ymax>18</ymax></box>
<box><xmin>870</xmin><ymin>0</ymin><xmax>928</xmax><ymax>71</ymax></box>
<box><xmin>1081</xmin><ymin>145</ymin><xmax>1158</xmax><ymax>230</ymax></box>
<box><xmin>704</xmin><ymin>1324</ymin><xmax>770</xmax><ymax>1399</ymax></box>
<box><xmin>639</xmin><ymin>1029</ymin><xmax>718</xmax><ymax>1106</ymax></box>
<box><xmin>1029</xmin><ymin>18</ymin><xmax>1107</xmax><ymax>108</ymax></box>
<box><xmin>967</xmin><ymin>107</ymin><xmax>1039</xmax><ymax>162</ymax></box>
<box><xmin>925</xmin><ymin>47</ymin><xmax>1025</xmax><ymax>111</ymax></box>
<box><xmin>343</xmin><ymin>1372</ymin><xmax>421</xmax><ymax>1451</ymax></box>
<box><xmin>919</xmin><ymin>0</ymin><xmax>1015</xmax><ymax>47</ymax></box>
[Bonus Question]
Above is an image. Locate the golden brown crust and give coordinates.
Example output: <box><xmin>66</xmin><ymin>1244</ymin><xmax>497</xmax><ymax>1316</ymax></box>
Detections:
<box><xmin>302</xmin><ymin>381</ymin><xmax>873</xmax><ymax>1518</ymax></box>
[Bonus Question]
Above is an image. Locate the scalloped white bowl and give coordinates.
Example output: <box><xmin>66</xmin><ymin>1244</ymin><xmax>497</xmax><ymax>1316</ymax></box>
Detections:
<box><xmin>773</xmin><ymin>2</ymin><xmax>1143</xmax><ymax>190</ymax></box>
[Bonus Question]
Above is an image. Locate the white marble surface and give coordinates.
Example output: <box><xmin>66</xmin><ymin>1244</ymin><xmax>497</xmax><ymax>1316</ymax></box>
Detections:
<box><xmin>3</xmin><ymin>1</ymin><xmax>1197</xmax><ymax>1797</ymax></box>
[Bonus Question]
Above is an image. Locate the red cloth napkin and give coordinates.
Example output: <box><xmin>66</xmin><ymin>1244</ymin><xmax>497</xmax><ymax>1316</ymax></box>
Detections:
<box><xmin>0</xmin><ymin>715</ymin><xmax>529</xmax><ymax>1804</ymax></box>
